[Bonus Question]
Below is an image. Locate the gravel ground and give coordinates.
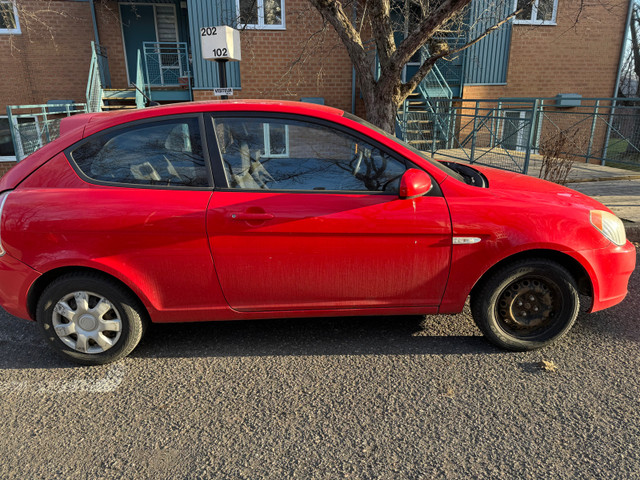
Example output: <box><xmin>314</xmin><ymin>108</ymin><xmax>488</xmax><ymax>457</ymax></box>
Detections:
<box><xmin>0</xmin><ymin>253</ymin><xmax>638</xmax><ymax>479</ymax></box>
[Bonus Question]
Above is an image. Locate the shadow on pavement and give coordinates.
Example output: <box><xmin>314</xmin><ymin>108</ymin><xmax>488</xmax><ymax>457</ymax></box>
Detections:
<box><xmin>0</xmin><ymin>314</ymin><xmax>497</xmax><ymax>370</ymax></box>
<box><xmin>132</xmin><ymin>315</ymin><xmax>497</xmax><ymax>361</ymax></box>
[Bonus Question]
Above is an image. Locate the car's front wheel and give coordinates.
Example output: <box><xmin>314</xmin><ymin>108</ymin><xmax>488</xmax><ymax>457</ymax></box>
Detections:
<box><xmin>37</xmin><ymin>273</ymin><xmax>146</xmax><ymax>365</ymax></box>
<box><xmin>471</xmin><ymin>259</ymin><xmax>580</xmax><ymax>350</ymax></box>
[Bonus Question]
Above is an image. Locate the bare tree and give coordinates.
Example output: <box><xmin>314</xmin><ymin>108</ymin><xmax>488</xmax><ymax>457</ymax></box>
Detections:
<box><xmin>305</xmin><ymin>0</ymin><xmax>529</xmax><ymax>133</ymax></box>
<box><xmin>619</xmin><ymin>1</ymin><xmax>640</xmax><ymax>97</ymax></box>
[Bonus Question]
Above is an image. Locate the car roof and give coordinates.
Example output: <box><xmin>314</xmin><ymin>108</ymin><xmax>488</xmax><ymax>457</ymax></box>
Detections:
<box><xmin>66</xmin><ymin>100</ymin><xmax>345</xmax><ymax>138</ymax></box>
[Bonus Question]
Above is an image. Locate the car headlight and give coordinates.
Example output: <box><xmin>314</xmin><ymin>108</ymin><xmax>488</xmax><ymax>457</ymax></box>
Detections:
<box><xmin>590</xmin><ymin>210</ymin><xmax>626</xmax><ymax>246</ymax></box>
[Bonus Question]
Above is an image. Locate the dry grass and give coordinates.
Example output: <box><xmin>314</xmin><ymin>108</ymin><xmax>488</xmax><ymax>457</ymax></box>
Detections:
<box><xmin>539</xmin><ymin>129</ymin><xmax>587</xmax><ymax>185</ymax></box>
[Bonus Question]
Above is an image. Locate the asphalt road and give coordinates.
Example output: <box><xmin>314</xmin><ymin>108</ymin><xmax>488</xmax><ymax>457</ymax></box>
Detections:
<box><xmin>0</xmin><ymin>254</ymin><xmax>638</xmax><ymax>479</ymax></box>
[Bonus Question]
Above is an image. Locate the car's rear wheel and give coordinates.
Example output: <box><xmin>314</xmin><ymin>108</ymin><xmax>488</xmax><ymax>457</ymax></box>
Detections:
<box><xmin>37</xmin><ymin>273</ymin><xmax>146</xmax><ymax>365</ymax></box>
<box><xmin>471</xmin><ymin>259</ymin><xmax>579</xmax><ymax>351</ymax></box>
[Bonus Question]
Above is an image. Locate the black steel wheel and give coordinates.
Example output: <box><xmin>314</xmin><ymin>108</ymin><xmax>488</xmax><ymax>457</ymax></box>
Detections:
<box><xmin>471</xmin><ymin>259</ymin><xmax>580</xmax><ymax>350</ymax></box>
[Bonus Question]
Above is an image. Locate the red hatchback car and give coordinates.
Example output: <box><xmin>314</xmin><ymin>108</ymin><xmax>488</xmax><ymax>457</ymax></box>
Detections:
<box><xmin>0</xmin><ymin>101</ymin><xmax>635</xmax><ymax>364</ymax></box>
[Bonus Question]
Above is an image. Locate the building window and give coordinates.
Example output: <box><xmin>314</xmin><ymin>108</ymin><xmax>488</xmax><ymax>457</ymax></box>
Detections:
<box><xmin>514</xmin><ymin>0</ymin><xmax>557</xmax><ymax>25</ymax></box>
<box><xmin>237</xmin><ymin>0</ymin><xmax>285</xmax><ymax>29</ymax></box>
<box><xmin>0</xmin><ymin>0</ymin><xmax>20</xmax><ymax>34</ymax></box>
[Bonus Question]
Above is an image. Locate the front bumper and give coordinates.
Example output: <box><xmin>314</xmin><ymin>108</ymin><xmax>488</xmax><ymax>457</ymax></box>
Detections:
<box><xmin>0</xmin><ymin>254</ymin><xmax>41</xmax><ymax>320</ymax></box>
<box><xmin>570</xmin><ymin>240</ymin><xmax>637</xmax><ymax>312</ymax></box>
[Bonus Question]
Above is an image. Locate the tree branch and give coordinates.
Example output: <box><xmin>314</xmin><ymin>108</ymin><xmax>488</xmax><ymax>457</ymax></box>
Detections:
<box><xmin>401</xmin><ymin>2</ymin><xmax>531</xmax><ymax>97</ymax></box>
<box><xmin>306</xmin><ymin>0</ymin><xmax>375</xmax><ymax>89</ymax></box>
<box><xmin>368</xmin><ymin>0</ymin><xmax>396</xmax><ymax>69</ymax></box>
<box><xmin>392</xmin><ymin>0</ymin><xmax>473</xmax><ymax>71</ymax></box>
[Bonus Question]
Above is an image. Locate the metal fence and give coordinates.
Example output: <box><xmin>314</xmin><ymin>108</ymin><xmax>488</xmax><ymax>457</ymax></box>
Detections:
<box><xmin>400</xmin><ymin>97</ymin><xmax>640</xmax><ymax>174</ymax></box>
<box><xmin>6</xmin><ymin>103</ymin><xmax>88</xmax><ymax>161</ymax></box>
<box><xmin>143</xmin><ymin>42</ymin><xmax>191</xmax><ymax>87</ymax></box>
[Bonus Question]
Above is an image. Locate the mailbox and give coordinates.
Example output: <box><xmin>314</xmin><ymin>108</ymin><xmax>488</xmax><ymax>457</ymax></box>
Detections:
<box><xmin>200</xmin><ymin>25</ymin><xmax>241</xmax><ymax>62</ymax></box>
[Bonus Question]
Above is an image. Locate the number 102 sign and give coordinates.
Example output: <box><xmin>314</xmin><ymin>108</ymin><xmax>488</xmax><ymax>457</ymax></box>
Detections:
<box><xmin>200</xmin><ymin>25</ymin><xmax>241</xmax><ymax>62</ymax></box>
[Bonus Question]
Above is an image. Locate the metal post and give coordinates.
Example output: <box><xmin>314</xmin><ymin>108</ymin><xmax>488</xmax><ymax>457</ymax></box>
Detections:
<box><xmin>523</xmin><ymin>99</ymin><xmax>540</xmax><ymax>175</ymax></box>
<box><xmin>143</xmin><ymin>45</ymin><xmax>151</xmax><ymax>90</ymax></box>
<box><xmin>470</xmin><ymin>101</ymin><xmax>479</xmax><ymax>164</ymax></box>
<box><xmin>493</xmin><ymin>101</ymin><xmax>503</xmax><ymax>148</ymax></box>
<box><xmin>585</xmin><ymin>100</ymin><xmax>600</xmax><ymax>164</ymax></box>
<box><xmin>217</xmin><ymin>59</ymin><xmax>228</xmax><ymax>99</ymax></box>
<box><xmin>448</xmin><ymin>100</ymin><xmax>457</xmax><ymax>149</ymax></box>
<box><xmin>42</xmin><ymin>106</ymin><xmax>51</xmax><ymax>143</ymax></box>
<box><xmin>7</xmin><ymin>106</ymin><xmax>22</xmax><ymax>162</ymax></box>
<box><xmin>431</xmin><ymin>116</ymin><xmax>437</xmax><ymax>157</ymax></box>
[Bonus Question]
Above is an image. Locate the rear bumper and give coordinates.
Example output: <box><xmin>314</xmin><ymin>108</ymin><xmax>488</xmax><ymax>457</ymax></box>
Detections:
<box><xmin>0</xmin><ymin>254</ymin><xmax>40</xmax><ymax>320</ymax></box>
<box><xmin>570</xmin><ymin>240</ymin><xmax>636</xmax><ymax>312</ymax></box>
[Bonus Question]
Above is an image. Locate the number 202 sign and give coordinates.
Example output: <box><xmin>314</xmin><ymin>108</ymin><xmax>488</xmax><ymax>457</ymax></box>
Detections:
<box><xmin>200</xmin><ymin>25</ymin><xmax>241</xmax><ymax>62</ymax></box>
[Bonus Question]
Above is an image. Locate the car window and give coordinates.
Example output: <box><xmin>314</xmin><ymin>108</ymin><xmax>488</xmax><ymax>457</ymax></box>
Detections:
<box><xmin>70</xmin><ymin>118</ymin><xmax>210</xmax><ymax>188</ymax></box>
<box><xmin>212</xmin><ymin>117</ymin><xmax>406</xmax><ymax>193</ymax></box>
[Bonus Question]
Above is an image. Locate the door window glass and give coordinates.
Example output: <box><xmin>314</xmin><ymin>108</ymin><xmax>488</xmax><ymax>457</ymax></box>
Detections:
<box><xmin>212</xmin><ymin>117</ymin><xmax>406</xmax><ymax>193</ymax></box>
<box><xmin>70</xmin><ymin>118</ymin><xmax>209</xmax><ymax>187</ymax></box>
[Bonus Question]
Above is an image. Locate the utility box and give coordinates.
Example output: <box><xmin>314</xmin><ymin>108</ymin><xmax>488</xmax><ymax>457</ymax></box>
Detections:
<box><xmin>200</xmin><ymin>26</ymin><xmax>241</xmax><ymax>62</ymax></box>
<box><xmin>555</xmin><ymin>93</ymin><xmax>582</xmax><ymax>108</ymax></box>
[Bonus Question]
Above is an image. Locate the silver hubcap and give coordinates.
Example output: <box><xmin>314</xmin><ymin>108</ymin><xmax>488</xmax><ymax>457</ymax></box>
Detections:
<box><xmin>52</xmin><ymin>291</ymin><xmax>122</xmax><ymax>354</ymax></box>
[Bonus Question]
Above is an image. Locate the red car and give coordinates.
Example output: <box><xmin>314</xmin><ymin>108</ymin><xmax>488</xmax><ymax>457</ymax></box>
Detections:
<box><xmin>0</xmin><ymin>101</ymin><xmax>635</xmax><ymax>364</ymax></box>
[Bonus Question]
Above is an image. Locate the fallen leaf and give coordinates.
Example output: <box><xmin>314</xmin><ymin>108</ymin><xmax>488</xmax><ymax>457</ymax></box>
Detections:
<box><xmin>540</xmin><ymin>359</ymin><xmax>558</xmax><ymax>372</ymax></box>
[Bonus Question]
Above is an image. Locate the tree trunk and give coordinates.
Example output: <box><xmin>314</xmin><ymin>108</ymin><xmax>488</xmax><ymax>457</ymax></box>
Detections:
<box><xmin>359</xmin><ymin>84</ymin><xmax>401</xmax><ymax>133</ymax></box>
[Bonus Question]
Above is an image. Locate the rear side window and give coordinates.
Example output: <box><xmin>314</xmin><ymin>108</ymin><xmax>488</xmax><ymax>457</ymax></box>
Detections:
<box><xmin>70</xmin><ymin>118</ymin><xmax>210</xmax><ymax>188</ymax></box>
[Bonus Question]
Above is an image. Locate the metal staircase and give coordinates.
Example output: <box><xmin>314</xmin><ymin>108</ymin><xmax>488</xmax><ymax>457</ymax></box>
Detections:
<box><xmin>101</xmin><ymin>89</ymin><xmax>137</xmax><ymax>110</ymax></box>
<box><xmin>397</xmin><ymin>61</ymin><xmax>454</xmax><ymax>154</ymax></box>
<box><xmin>86</xmin><ymin>42</ymin><xmax>148</xmax><ymax>113</ymax></box>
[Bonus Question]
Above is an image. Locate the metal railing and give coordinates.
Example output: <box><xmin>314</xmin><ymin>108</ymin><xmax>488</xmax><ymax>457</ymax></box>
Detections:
<box><xmin>6</xmin><ymin>103</ymin><xmax>88</xmax><ymax>161</ymax></box>
<box><xmin>135</xmin><ymin>49</ymin><xmax>149</xmax><ymax>109</ymax></box>
<box><xmin>420</xmin><ymin>46</ymin><xmax>453</xmax><ymax>100</ymax></box>
<box><xmin>399</xmin><ymin>97</ymin><xmax>640</xmax><ymax>174</ymax></box>
<box><xmin>86</xmin><ymin>41</ymin><xmax>106</xmax><ymax>113</ymax></box>
<box><xmin>397</xmin><ymin>48</ymin><xmax>454</xmax><ymax>156</ymax></box>
<box><xmin>143</xmin><ymin>42</ymin><xmax>191</xmax><ymax>88</ymax></box>
<box><xmin>94</xmin><ymin>43</ymin><xmax>111</xmax><ymax>89</ymax></box>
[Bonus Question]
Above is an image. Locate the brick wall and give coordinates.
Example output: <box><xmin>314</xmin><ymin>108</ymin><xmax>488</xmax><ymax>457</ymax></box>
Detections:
<box><xmin>2</xmin><ymin>0</ymin><xmax>629</xmax><ymax>111</ymax></box>
<box><xmin>464</xmin><ymin>0</ymin><xmax>628</xmax><ymax>100</ymax></box>
<box><xmin>0</xmin><ymin>162</ymin><xmax>15</xmax><ymax>177</ymax></box>
<box><xmin>0</xmin><ymin>0</ymin><xmax>94</xmax><ymax>109</ymax></box>
<box><xmin>193</xmin><ymin>0</ymin><xmax>358</xmax><ymax>113</ymax></box>
<box><xmin>95</xmin><ymin>0</ymin><xmax>128</xmax><ymax>89</ymax></box>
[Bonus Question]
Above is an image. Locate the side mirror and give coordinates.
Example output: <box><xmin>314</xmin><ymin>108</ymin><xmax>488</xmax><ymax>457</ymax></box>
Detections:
<box><xmin>399</xmin><ymin>169</ymin><xmax>433</xmax><ymax>199</ymax></box>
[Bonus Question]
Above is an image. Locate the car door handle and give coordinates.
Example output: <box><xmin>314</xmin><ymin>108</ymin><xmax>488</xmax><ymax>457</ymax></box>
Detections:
<box><xmin>228</xmin><ymin>212</ymin><xmax>275</xmax><ymax>221</ymax></box>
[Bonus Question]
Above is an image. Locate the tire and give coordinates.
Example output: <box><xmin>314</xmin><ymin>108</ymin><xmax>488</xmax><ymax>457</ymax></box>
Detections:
<box><xmin>36</xmin><ymin>273</ymin><xmax>146</xmax><ymax>365</ymax></box>
<box><xmin>470</xmin><ymin>259</ymin><xmax>579</xmax><ymax>351</ymax></box>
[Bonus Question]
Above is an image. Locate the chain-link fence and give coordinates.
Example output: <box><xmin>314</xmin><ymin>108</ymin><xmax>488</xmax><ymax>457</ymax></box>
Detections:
<box><xmin>7</xmin><ymin>104</ymin><xmax>88</xmax><ymax>161</ymax></box>
<box><xmin>401</xmin><ymin>97</ymin><xmax>640</xmax><ymax>174</ymax></box>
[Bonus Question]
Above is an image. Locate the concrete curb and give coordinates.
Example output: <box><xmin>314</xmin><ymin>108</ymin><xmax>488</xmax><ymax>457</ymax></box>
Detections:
<box><xmin>625</xmin><ymin>222</ymin><xmax>640</xmax><ymax>243</ymax></box>
<box><xmin>566</xmin><ymin>174</ymin><xmax>640</xmax><ymax>183</ymax></box>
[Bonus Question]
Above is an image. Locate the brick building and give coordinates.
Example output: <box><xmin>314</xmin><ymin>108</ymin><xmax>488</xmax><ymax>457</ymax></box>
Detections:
<box><xmin>0</xmin><ymin>0</ymin><xmax>632</xmax><ymax>168</ymax></box>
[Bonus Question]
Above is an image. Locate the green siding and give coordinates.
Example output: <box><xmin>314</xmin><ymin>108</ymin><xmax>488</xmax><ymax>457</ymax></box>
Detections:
<box><xmin>463</xmin><ymin>0</ymin><xmax>513</xmax><ymax>85</ymax></box>
<box><xmin>187</xmin><ymin>0</ymin><xmax>241</xmax><ymax>89</ymax></box>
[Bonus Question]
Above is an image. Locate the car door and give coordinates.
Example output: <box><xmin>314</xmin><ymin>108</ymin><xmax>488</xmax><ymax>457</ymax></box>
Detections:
<box><xmin>205</xmin><ymin>114</ymin><xmax>452</xmax><ymax>312</ymax></box>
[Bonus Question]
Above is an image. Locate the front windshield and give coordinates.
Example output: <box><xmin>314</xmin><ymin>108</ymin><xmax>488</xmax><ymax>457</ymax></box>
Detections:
<box><xmin>343</xmin><ymin>112</ymin><xmax>464</xmax><ymax>182</ymax></box>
